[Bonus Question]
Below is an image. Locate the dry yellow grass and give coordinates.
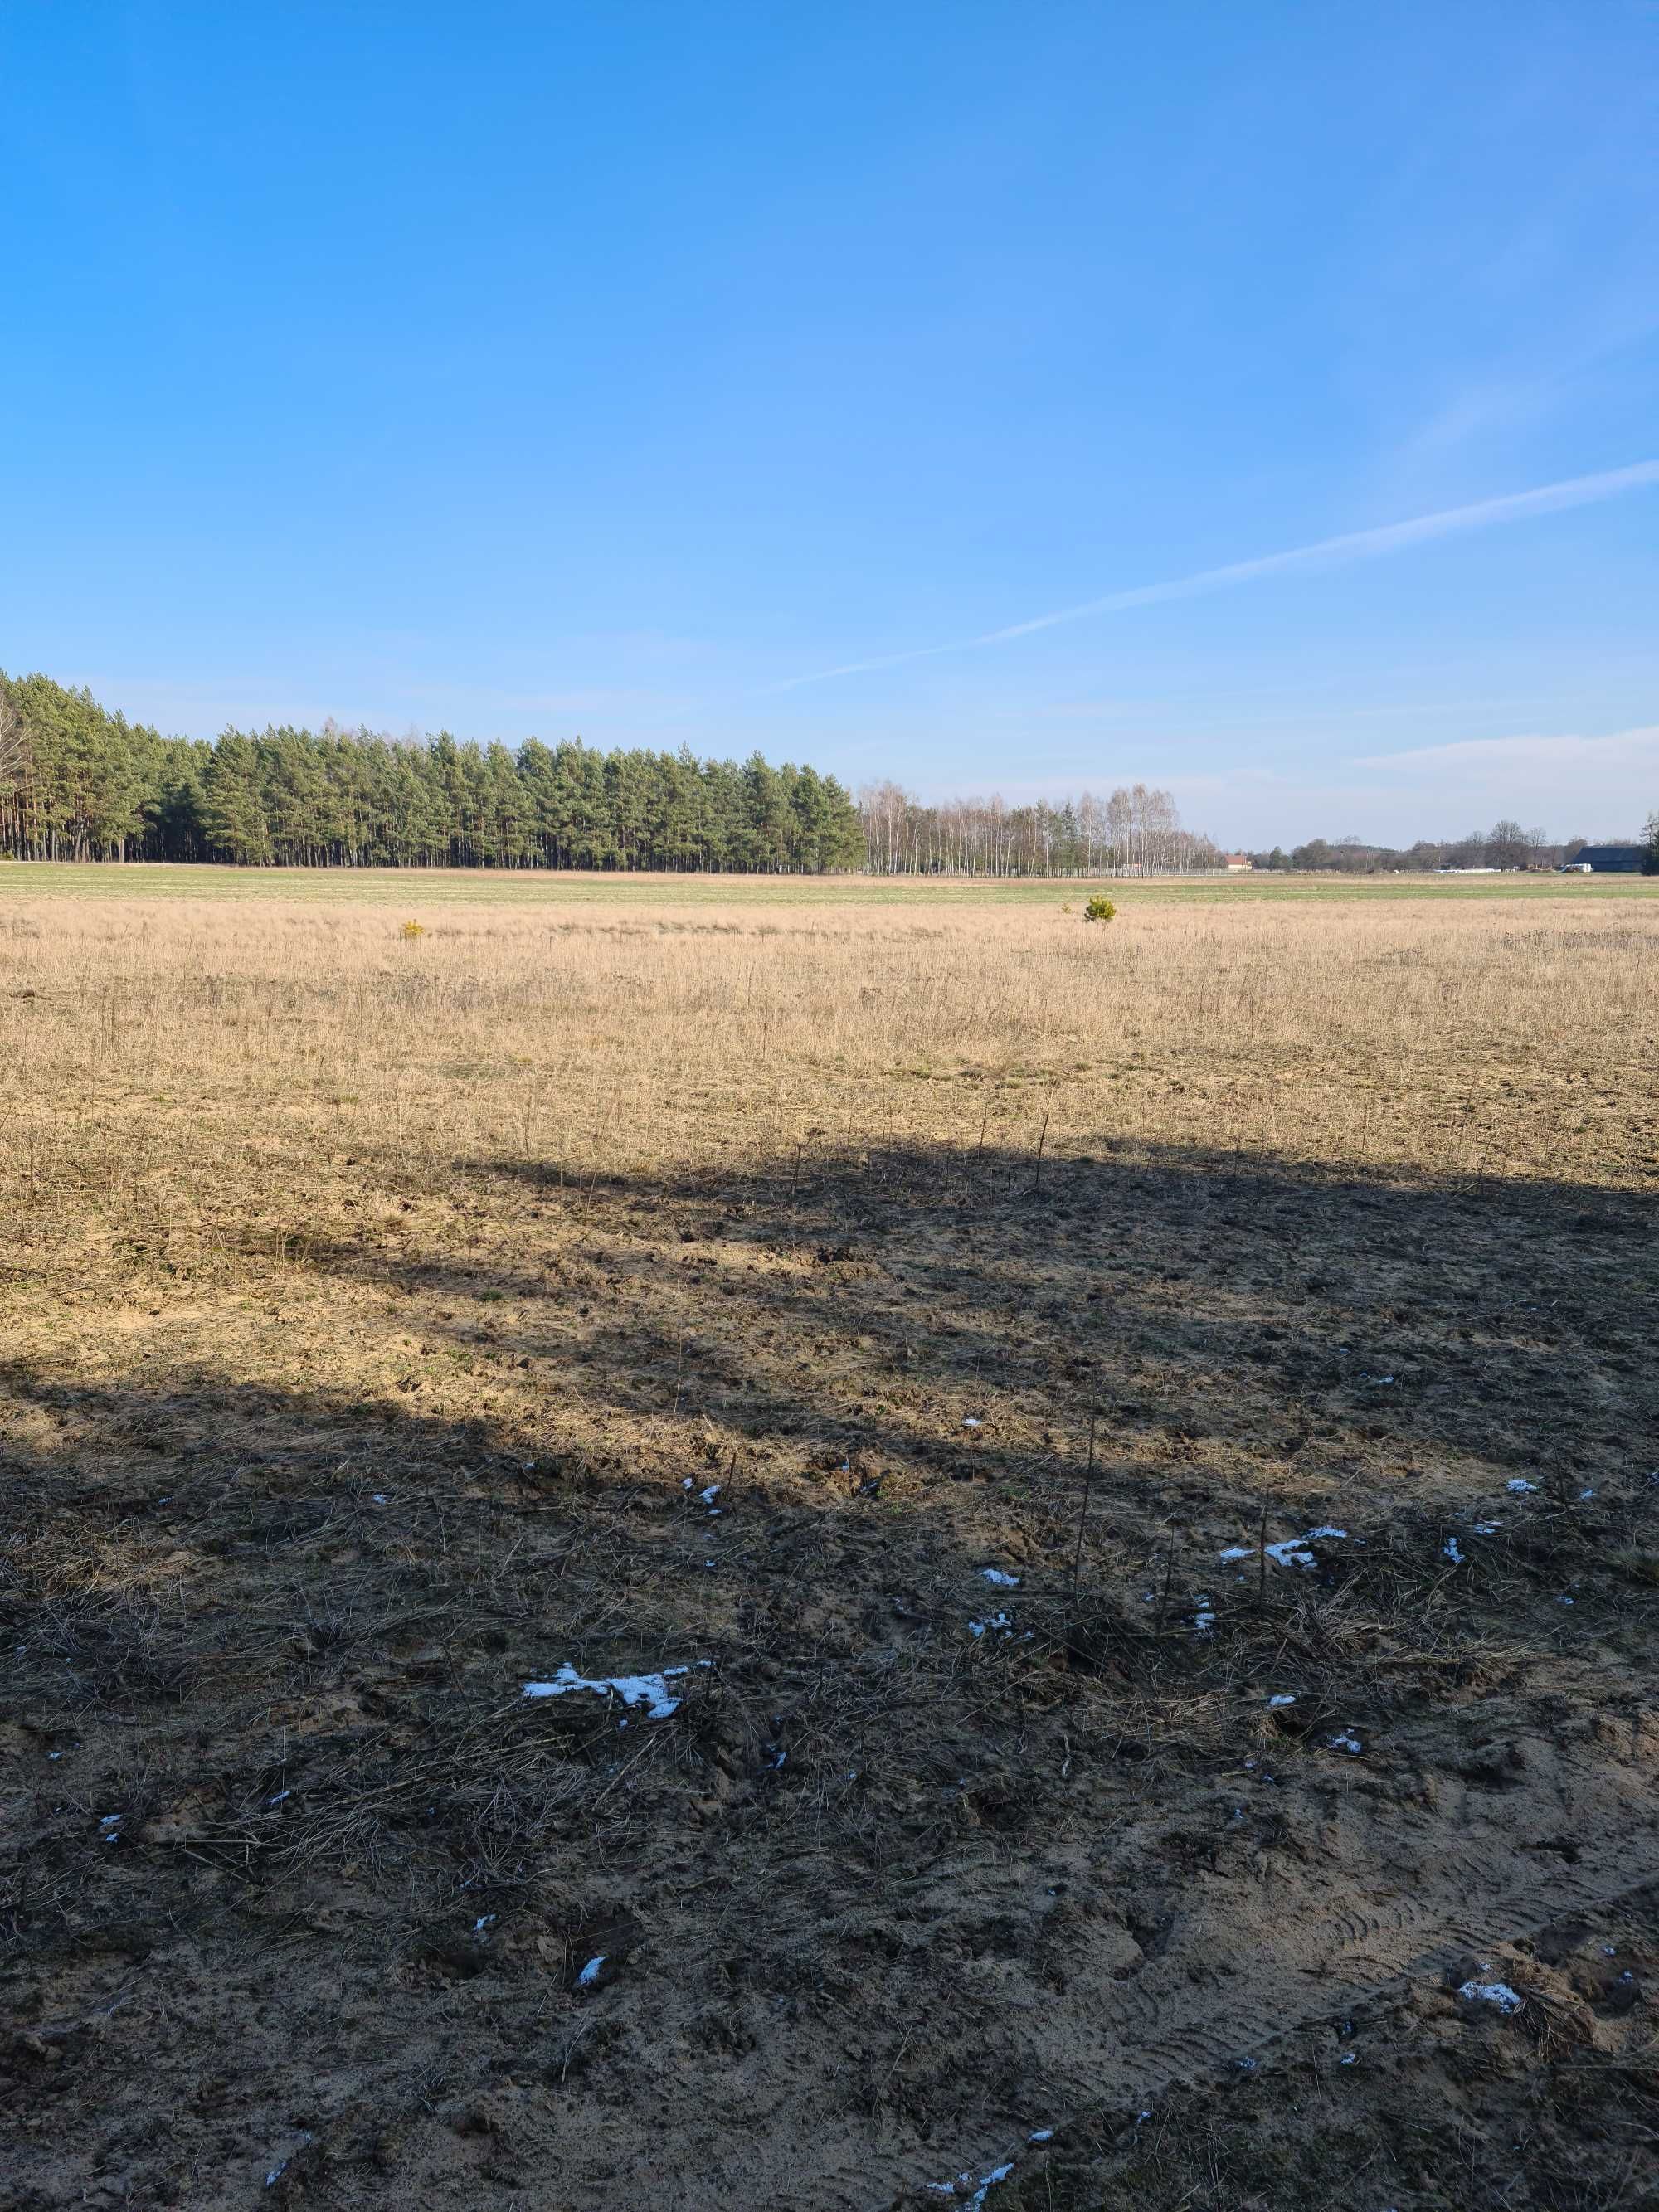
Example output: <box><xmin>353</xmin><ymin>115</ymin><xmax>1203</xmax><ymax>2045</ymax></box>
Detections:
<box><xmin>3</xmin><ymin>892</ymin><xmax>1653</xmax><ymax>1249</ymax></box>
<box><xmin>3</xmin><ymin>884</ymin><xmax>1657</xmax><ymax>2211</ymax></box>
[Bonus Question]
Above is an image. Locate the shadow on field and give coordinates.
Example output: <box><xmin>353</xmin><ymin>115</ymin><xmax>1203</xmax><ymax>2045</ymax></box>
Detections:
<box><xmin>2</xmin><ymin>1136</ymin><xmax>1656</xmax><ymax>2210</ymax></box>
<box><xmin>303</xmin><ymin>1132</ymin><xmax>1653</xmax><ymax>1506</ymax></box>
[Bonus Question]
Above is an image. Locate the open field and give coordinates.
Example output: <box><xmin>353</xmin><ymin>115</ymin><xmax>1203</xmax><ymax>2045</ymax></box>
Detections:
<box><xmin>2</xmin><ymin>881</ymin><xmax>1657</xmax><ymax>2210</ymax></box>
<box><xmin>2</xmin><ymin>858</ymin><xmax>1656</xmax><ymax>907</ymax></box>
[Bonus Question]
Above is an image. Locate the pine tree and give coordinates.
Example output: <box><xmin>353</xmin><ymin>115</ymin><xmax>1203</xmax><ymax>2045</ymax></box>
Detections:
<box><xmin>201</xmin><ymin>732</ymin><xmax>273</xmax><ymax>863</ymax></box>
<box><xmin>1</xmin><ymin>668</ymin><xmax>868</xmax><ymax>875</ymax></box>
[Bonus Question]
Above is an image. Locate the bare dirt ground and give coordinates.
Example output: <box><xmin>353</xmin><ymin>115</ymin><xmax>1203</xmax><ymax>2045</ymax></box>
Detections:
<box><xmin>2</xmin><ymin>879</ymin><xmax>1656</xmax><ymax>2210</ymax></box>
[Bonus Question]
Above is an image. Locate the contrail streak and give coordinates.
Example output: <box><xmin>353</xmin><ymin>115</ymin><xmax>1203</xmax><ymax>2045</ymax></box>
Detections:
<box><xmin>767</xmin><ymin>459</ymin><xmax>1659</xmax><ymax>693</ymax></box>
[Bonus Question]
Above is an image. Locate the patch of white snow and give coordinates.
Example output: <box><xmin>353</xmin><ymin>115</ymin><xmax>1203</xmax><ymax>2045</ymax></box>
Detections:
<box><xmin>927</xmin><ymin>2159</ymin><xmax>1015</xmax><ymax>2207</ymax></box>
<box><xmin>1222</xmin><ymin>1526</ymin><xmax>1345</xmax><ymax>1569</ymax></box>
<box><xmin>522</xmin><ymin>1660</ymin><xmax>710</xmax><ymax>1719</ymax></box>
<box><xmin>1458</xmin><ymin>1980</ymin><xmax>1522</xmax><ymax>2013</ymax></box>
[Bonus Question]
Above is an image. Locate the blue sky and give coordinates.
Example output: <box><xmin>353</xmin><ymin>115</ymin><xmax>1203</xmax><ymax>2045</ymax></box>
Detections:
<box><xmin>3</xmin><ymin>1</ymin><xmax>1656</xmax><ymax>843</ymax></box>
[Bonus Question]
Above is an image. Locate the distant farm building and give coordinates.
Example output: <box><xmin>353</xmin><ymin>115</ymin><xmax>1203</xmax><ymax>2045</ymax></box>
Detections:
<box><xmin>1562</xmin><ymin>844</ymin><xmax>1647</xmax><ymax>873</ymax></box>
<box><xmin>1223</xmin><ymin>853</ymin><xmax>1253</xmax><ymax>871</ymax></box>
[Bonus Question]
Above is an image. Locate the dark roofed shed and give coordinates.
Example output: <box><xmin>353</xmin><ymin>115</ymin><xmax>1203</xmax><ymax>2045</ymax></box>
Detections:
<box><xmin>1567</xmin><ymin>844</ymin><xmax>1646</xmax><ymax>873</ymax></box>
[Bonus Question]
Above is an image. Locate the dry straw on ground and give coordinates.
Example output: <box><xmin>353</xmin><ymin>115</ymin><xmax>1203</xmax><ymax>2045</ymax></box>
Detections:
<box><xmin>2</xmin><ymin>889</ymin><xmax>1653</xmax><ymax>1228</ymax></box>
<box><xmin>2</xmin><ymin>878</ymin><xmax>1657</xmax><ymax>2212</ymax></box>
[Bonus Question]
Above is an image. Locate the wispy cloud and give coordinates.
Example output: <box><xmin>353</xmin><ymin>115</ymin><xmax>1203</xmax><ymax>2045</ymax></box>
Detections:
<box><xmin>768</xmin><ymin>459</ymin><xmax>1659</xmax><ymax>693</ymax></box>
<box><xmin>1172</xmin><ymin>730</ymin><xmax>1654</xmax><ymax>844</ymax></box>
<box><xmin>1341</xmin><ymin>722</ymin><xmax>1659</xmax><ymax>834</ymax></box>
<box><xmin>931</xmin><ymin>724</ymin><xmax>1659</xmax><ymax>843</ymax></box>
<box><xmin>1357</xmin><ymin>723</ymin><xmax>1659</xmax><ymax>777</ymax></box>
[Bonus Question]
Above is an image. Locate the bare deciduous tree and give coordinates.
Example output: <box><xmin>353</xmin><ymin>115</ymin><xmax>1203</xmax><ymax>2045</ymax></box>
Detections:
<box><xmin>854</xmin><ymin>779</ymin><xmax>1220</xmax><ymax>876</ymax></box>
<box><xmin>1487</xmin><ymin>819</ymin><xmax>1532</xmax><ymax>871</ymax></box>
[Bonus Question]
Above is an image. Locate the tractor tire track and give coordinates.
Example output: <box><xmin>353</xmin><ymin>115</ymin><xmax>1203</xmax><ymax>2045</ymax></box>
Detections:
<box><xmin>878</xmin><ymin>1729</ymin><xmax>1659</xmax><ymax>2209</ymax></box>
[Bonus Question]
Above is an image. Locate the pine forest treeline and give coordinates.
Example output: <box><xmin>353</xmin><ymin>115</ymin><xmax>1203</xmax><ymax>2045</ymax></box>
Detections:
<box><xmin>0</xmin><ymin>669</ymin><xmax>1225</xmax><ymax>877</ymax></box>
<box><xmin>0</xmin><ymin>673</ymin><xmax>865</xmax><ymax>873</ymax></box>
<box><xmin>8</xmin><ymin>670</ymin><xmax>1646</xmax><ymax>880</ymax></box>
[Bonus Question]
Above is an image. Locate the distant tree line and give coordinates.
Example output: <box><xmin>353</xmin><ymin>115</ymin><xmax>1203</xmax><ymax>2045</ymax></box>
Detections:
<box><xmin>1248</xmin><ymin>819</ymin><xmax>1658</xmax><ymax>875</ymax></box>
<box><xmin>0</xmin><ymin>671</ymin><xmax>1224</xmax><ymax>878</ymax></box>
<box><xmin>6</xmin><ymin>670</ymin><xmax>1649</xmax><ymax>878</ymax></box>
<box><xmin>0</xmin><ymin>672</ymin><xmax>866</xmax><ymax>872</ymax></box>
<box><xmin>855</xmin><ymin>780</ymin><xmax>1222</xmax><ymax>875</ymax></box>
